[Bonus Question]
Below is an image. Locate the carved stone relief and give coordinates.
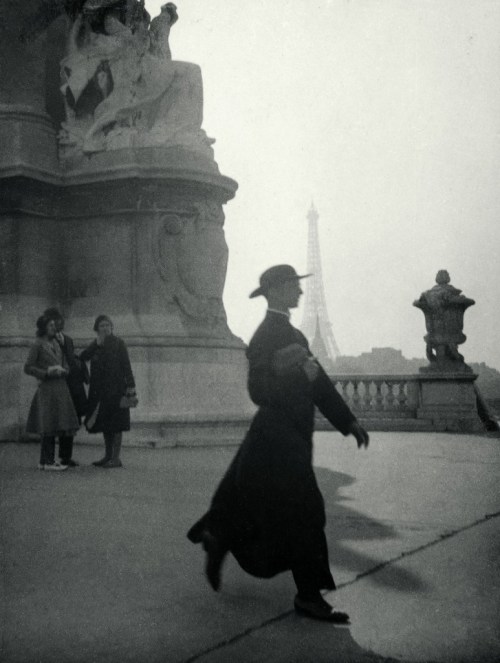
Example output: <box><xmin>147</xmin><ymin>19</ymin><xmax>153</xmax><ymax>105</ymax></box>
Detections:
<box><xmin>151</xmin><ymin>202</ymin><xmax>228</xmax><ymax>326</ymax></box>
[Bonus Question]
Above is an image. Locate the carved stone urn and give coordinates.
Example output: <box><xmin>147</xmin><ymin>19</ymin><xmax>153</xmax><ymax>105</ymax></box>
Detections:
<box><xmin>413</xmin><ymin>270</ymin><xmax>475</xmax><ymax>373</ymax></box>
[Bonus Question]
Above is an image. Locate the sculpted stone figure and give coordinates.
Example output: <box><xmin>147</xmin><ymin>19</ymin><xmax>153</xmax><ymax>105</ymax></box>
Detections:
<box><xmin>149</xmin><ymin>3</ymin><xmax>178</xmax><ymax>60</ymax></box>
<box><xmin>57</xmin><ymin>0</ymin><xmax>214</xmax><ymax>160</ymax></box>
<box><xmin>413</xmin><ymin>270</ymin><xmax>475</xmax><ymax>370</ymax></box>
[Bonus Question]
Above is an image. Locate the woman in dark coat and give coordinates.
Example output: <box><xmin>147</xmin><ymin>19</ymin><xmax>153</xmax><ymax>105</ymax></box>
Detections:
<box><xmin>188</xmin><ymin>265</ymin><xmax>369</xmax><ymax>622</ymax></box>
<box><xmin>24</xmin><ymin>315</ymin><xmax>80</xmax><ymax>471</ymax></box>
<box><xmin>80</xmin><ymin>314</ymin><xmax>137</xmax><ymax>469</ymax></box>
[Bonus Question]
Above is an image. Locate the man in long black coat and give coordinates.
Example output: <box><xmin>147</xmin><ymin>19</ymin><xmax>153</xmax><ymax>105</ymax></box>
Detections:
<box><xmin>187</xmin><ymin>265</ymin><xmax>369</xmax><ymax>622</ymax></box>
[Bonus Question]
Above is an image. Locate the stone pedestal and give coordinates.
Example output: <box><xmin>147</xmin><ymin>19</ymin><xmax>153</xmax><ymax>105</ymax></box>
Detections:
<box><xmin>0</xmin><ymin>5</ymin><xmax>255</xmax><ymax>446</ymax></box>
<box><xmin>0</xmin><ymin>148</ymin><xmax>255</xmax><ymax>445</ymax></box>
<box><xmin>416</xmin><ymin>373</ymin><xmax>483</xmax><ymax>433</ymax></box>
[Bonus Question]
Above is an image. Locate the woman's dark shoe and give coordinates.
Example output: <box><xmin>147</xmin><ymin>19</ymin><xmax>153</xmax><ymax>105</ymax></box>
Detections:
<box><xmin>202</xmin><ymin>530</ymin><xmax>227</xmax><ymax>592</ymax></box>
<box><xmin>101</xmin><ymin>458</ymin><xmax>123</xmax><ymax>469</ymax></box>
<box><xmin>294</xmin><ymin>595</ymin><xmax>350</xmax><ymax>623</ymax></box>
<box><xmin>101</xmin><ymin>433</ymin><xmax>123</xmax><ymax>468</ymax></box>
<box><xmin>92</xmin><ymin>457</ymin><xmax>109</xmax><ymax>466</ymax></box>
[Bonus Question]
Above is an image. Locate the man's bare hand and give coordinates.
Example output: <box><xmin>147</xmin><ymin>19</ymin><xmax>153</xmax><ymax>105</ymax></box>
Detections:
<box><xmin>349</xmin><ymin>421</ymin><xmax>369</xmax><ymax>449</ymax></box>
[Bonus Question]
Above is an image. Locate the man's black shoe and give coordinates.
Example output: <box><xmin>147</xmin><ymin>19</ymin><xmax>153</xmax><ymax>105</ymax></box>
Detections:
<box><xmin>294</xmin><ymin>595</ymin><xmax>350</xmax><ymax>623</ymax></box>
<box><xmin>202</xmin><ymin>531</ymin><xmax>226</xmax><ymax>592</ymax></box>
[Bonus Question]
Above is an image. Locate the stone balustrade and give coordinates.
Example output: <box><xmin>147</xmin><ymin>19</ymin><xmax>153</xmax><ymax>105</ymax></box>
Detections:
<box><xmin>329</xmin><ymin>374</ymin><xmax>420</xmax><ymax>417</ymax></box>
<box><xmin>319</xmin><ymin>373</ymin><xmax>422</xmax><ymax>431</ymax></box>
<box><xmin>316</xmin><ymin>372</ymin><xmax>485</xmax><ymax>433</ymax></box>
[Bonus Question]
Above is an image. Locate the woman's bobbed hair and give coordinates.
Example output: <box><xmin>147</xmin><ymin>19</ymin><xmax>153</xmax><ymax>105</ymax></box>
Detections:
<box><xmin>93</xmin><ymin>314</ymin><xmax>113</xmax><ymax>332</ymax></box>
<box><xmin>36</xmin><ymin>315</ymin><xmax>53</xmax><ymax>337</ymax></box>
<box><xmin>43</xmin><ymin>307</ymin><xmax>63</xmax><ymax>323</ymax></box>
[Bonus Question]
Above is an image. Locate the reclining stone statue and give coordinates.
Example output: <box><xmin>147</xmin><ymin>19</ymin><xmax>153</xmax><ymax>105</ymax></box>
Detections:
<box><xmin>57</xmin><ymin>0</ymin><xmax>214</xmax><ymax>160</ymax></box>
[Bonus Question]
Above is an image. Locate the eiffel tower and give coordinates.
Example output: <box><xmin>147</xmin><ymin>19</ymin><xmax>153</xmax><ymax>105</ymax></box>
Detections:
<box><xmin>300</xmin><ymin>203</ymin><xmax>341</xmax><ymax>370</ymax></box>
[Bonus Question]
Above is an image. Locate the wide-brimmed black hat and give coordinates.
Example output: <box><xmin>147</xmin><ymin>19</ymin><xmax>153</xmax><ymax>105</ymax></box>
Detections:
<box><xmin>249</xmin><ymin>264</ymin><xmax>311</xmax><ymax>298</ymax></box>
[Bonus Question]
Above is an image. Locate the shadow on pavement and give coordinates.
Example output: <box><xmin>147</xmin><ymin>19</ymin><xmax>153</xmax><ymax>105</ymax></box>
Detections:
<box><xmin>316</xmin><ymin>468</ymin><xmax>427</xmax><ymax>592</ymax></box>
<box><xmin>194</xmin><ymin>618</ymin><xmax>402</xmax><ymax>663</ymax></box>
<box><xmin>0</xmin><ymin>443</ymin><xmax>426</xmax><ymax>663</ymax></box>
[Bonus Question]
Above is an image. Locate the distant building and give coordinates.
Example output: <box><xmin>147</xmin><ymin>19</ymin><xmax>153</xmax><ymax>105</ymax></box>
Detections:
<box><xmin>332</xmin><ymin>347</ymin><xmax>424</xmax><ymax>375</ymax></box>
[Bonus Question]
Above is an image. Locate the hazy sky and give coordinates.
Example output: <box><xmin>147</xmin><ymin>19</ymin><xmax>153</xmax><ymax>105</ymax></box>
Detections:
<box><xmin>146</xmin><ymin>0</ymin><xmax>500</xmax><ymax>369</ymax></box>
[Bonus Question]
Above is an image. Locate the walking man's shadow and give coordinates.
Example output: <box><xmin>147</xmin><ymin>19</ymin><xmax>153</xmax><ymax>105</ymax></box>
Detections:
<box><xmin>317</xmin><ymin>468</ymin><xmax>426</xmax><ymax>592</ymax></box>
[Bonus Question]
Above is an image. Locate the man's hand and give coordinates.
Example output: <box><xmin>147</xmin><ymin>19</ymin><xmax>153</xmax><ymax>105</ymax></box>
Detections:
<box><xmin>349</xmin><ymin>421</ymin><xmax>369</xmax><ymax>449</ymax></box>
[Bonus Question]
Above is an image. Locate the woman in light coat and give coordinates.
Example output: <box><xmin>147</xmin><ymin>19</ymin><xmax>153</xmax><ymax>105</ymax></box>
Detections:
<box><xmin>24</xmin><ymin>315</ymin><xmax>80</xmax><ymax>471</ymax></box>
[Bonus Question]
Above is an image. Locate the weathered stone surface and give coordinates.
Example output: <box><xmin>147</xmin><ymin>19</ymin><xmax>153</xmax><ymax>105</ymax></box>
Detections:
<box><xmin>55</xmin><ymin>1</ymin><xmax>215</xmax><ymax>165</ymax></box>
<box><xmin>413</xmin><ymin>269</ymin><xmax>475</xmax><ymax>373</ymax></box>
<box><xmin>412</xmin><ymin>271</ymin><xmax>482</xmax><ymax>432</ymax></box>
<box><xmin>0</xmin><ymin>1</ymin><xmax>253</xmax><ymax>444</ymax></box>
<box><xmin>415</xmin><ymin>372</ymin><xmax>484</xmax><ymax>433</ymax></box>
<box><xmin>0</xmin><ymin>1</ymin><xmax>60</xmax><ymax>177</ymax></box>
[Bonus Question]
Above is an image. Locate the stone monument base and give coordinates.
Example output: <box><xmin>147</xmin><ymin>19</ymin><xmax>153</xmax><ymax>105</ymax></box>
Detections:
<box><xmin>416</xmin><ymin>372</ymin><xmax>484</xmax><ymax>433</ymax></box>
<box><xmin>1</xmin><ymin>339</ymin><xmax>255</xmax><ymax>447</ymax></box>
<box><xmin>0</xmin><ymin>146</ymin><xmax>256</xmax><ymax>447</ymax></box>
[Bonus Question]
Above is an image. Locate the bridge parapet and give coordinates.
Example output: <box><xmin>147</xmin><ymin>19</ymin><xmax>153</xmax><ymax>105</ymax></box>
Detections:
<box><xmin>318</xmin><ymin>373</ymin><xmax>486</xmax><ymax>433</ymax></box>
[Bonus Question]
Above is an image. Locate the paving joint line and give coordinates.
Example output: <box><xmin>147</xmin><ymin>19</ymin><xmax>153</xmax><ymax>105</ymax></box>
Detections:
<box><xmin>335</xmin><ymin>509</ymin><xmax>500</xmax><ymax>590</ymax></box>
<box><xmin>182</xmin><ymin>510</ymin><xmax>500</xmax><ymax>663</ymax></box>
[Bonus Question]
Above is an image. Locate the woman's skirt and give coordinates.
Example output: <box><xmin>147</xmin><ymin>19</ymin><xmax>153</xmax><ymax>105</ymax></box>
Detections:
<box><xmin>26</xmin><ymin>379</ymin><xmax>79</xmax><ymax>437</ymax></box>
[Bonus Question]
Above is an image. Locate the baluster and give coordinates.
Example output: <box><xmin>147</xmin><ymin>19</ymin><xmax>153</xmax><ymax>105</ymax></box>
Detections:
<box><xmin>374</xmin><ymin>380</ymin><xmax>384</xmax><ymax>411</ymax></box>
<box><xmin>352</xmin><ymin>380</ymin><xmax>361</xmax><ymax>410</ymax></box>
<box><xmin>358</xmin><ymin>380</ymin><xmax>368</xmax><ymax>410</ymax></box>
<box><xmin>397</xmin><ymin>381</ymin><xmax>407</xmax><ymax>409</ymax></box>
<box><xmin>340</xmin><ymin>380</ymin><xmax>351</xmax><ymax>409</ymax></box>
<box><xmin>363</xmin><ymin>380</ymin><xmax>372</xmax><ymax>410</ymax></box>
<box><xmin>334</xmin><ymin>379</ymin><xmax>344</xmax><ymax>399</ymax></box>
<box><xmin>366</xmin><ymin>380</ymin><xmax>373</xmax><ymax>410</ymax></box>
<box><xmin>406</xmin><ymin>380</ymin><xmax>419</xmax><ymax>410</ymax></box>
<box><xmin>337</xmin><ymin>380</ymin><xmax>349</xmax><ymax>409</ymax></box>
<box><xmin>386</xmin><ymin>381</ymin><xmax>397</xmax><ymax>410</ymax></box>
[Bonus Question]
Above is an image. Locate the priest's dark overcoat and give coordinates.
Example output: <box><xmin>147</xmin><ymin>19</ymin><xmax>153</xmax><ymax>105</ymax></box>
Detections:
<box><xmin>188</xmin><ymin>310</ymin><xmax>357</xmax><ymax>589</ymax></box>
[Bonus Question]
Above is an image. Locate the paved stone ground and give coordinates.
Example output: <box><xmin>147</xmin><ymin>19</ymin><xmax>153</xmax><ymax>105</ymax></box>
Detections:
<box><xmin>1</xmin><ymin>432</ymin><xmax>499</xmax><ymax>663</ymax></box>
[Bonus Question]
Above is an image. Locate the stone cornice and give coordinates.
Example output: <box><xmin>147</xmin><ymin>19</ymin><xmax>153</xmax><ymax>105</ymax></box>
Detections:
<box><xmin>0</xmin><ymin>147</ymin><xmax>238</xmax><ymax>212</ymax></box>
<box><xmin>0</xmin><ymin>335</ymin><xmax>246</xmax><ymax>349</ymax></box>
<box><xmin>0</xmin><ymin>166</ymin><xmax>238</xmax><ymax>218</ymax></box>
